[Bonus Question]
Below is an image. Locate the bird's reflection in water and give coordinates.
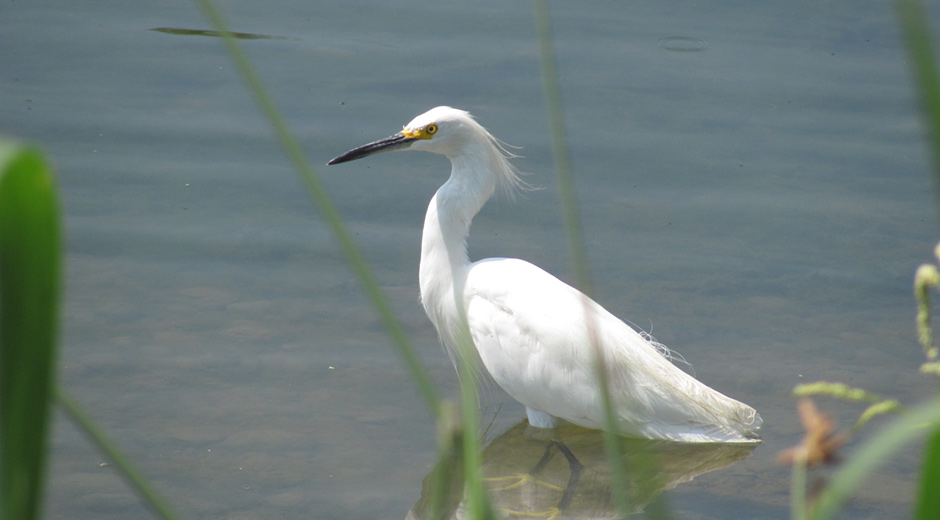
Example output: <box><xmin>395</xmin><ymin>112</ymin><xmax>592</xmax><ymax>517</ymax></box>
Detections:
<box><xmin>407</xmin><ymin>421</ymin><xmax>758</xmax><ymax>520</ymax></box>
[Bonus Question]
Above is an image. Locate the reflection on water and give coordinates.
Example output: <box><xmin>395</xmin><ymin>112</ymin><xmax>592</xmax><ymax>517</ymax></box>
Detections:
<box><xmin>408</xmin><ymin>422</ymin><xmax>757</xmax><ymax>519</ymax></box>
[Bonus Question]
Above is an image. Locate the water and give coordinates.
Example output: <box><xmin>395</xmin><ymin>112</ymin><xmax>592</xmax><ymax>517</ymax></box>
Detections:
<box><xmin>3</xmin><ymin>1</ymin><xmax>937</xmax><ymax>518</ymax></box>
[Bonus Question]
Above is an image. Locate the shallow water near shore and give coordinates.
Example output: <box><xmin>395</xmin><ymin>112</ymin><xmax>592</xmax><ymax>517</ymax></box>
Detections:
<box><xmin>3</xmin><ymin>1</ymin><xmax>938</xmax><ymax>518</ymax></box>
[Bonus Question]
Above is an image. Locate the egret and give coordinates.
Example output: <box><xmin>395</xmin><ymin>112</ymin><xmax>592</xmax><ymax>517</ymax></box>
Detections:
<box><xmin>328</xmin><ymin>106</ymin><xmax>762</xmax><ymax>443</ymax></box>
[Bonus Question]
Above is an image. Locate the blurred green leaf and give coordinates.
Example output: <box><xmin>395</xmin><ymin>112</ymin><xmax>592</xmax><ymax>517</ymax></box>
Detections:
<box><xmin>533</xmin><ymin>2</ymin><xmax>638</xmax><ymax>517</ymax></box>
<box><xmin>898</xmin><ymin>0</ymin><xmax>940</xmax><ymax>201</ymax></box>
<box><xmin>915</xmin><ymin>428</ymin><xmax>940</xmax><ymax>520</ymax></box>
<box><xmin>0</xmin><ymin>142</ymin><xmax>61</xmax><ymax>520</ymax></box>
<box><xmin>897</xmin><ymin>1</ymin><xmax>940</xmax><ymax>518</ymax></box>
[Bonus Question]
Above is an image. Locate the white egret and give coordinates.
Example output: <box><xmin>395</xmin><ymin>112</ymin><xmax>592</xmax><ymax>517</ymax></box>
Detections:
<box><xmin>328</xmin><ymin>106</ymin><xmax>762</xmax><ymax>443</ymax></box>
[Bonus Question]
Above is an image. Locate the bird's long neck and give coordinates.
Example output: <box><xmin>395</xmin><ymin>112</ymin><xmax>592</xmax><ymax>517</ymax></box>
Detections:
<box><xmin>419</xmin><ymin>148</ymin><xmax>497</xmax><ymax>347</ymax></box>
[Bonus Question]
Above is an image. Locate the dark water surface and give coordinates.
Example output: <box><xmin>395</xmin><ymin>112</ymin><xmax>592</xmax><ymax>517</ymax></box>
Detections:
<box><xmin>3</xmin><ymin>1</ymin><xmax>938</xmax><ymax>518</ymax></box>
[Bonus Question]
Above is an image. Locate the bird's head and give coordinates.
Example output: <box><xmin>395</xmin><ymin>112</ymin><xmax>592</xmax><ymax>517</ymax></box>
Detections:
<box><xmin>327</xmin><ymin>106</ymin><xmax>476</xmax><ymax>165</ymax></box>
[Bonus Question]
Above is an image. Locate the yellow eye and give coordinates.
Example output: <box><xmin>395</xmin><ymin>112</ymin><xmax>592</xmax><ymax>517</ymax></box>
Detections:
<box><xmin>402</xmin><ymin>124</ymin><xmax>437</xmax><ymax>140</ymax></box>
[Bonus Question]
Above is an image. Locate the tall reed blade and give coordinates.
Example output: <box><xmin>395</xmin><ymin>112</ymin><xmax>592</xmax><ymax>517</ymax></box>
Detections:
<box><xmin>193</xmin><ymin>0</ymin><xmax>440</xmax><ymax>418</ymax></box>
<box><xmin>55</xmin><ymin>390</ymin><xmax>185</xmax><ymax>520</ymax></box>
<box><xmin>898</xmin><ymin>1</ymin><xmax>940</xmax><ymax>518</ymax></box>
<box><xmin>532</xmin><ymin>2</ymin><xmax>636</xmax><ymax>517</ymax></box>
<box><xmin>915</xmin><ymin>430</ymin><xmax>940</xmax><ymax>520</ymax></box>
<box><xmin>898</xmin><ymin>0</ymin><xmax>940</xmax><ymax>205</ymax></box>
<box><xmin>0</xmin><ymin>142</ymin><xmax>61</xmax><ymax>520</ymax></box>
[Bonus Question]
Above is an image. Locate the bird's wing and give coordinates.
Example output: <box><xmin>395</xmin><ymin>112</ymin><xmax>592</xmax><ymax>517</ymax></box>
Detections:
<box><xmin>463</xmin><ymin>257</ymin><xmax>761</xmax><ymax>441</ymax></box>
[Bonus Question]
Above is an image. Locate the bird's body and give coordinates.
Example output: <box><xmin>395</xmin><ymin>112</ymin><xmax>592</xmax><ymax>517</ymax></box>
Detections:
<box><xmin>329</xmin><ymin>106</ymin><xmax>762</xmax><ymax>443</ymax></box>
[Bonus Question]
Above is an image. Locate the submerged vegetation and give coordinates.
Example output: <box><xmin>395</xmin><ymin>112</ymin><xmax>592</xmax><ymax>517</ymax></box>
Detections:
<box><xmin>4</xmin><ymin>1</ymin><xmax>940</xmax><ymax>519</ymax></box>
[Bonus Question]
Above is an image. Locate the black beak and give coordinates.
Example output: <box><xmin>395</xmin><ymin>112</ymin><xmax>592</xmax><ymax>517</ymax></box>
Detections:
<box><xmin>327</xmin><ymin>132</ymin><xmax>417</xmax><ymax>165</ymax></box>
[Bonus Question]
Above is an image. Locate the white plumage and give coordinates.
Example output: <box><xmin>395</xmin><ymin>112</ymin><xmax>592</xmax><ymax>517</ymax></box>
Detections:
<box><xmin>329</xmin><ymin>106</ymin><xmax>762</xmax><ymax>443</ymax></box>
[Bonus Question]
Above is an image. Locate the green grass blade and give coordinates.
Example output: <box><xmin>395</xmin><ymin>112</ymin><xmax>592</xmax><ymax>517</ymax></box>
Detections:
<box><xmin>423</xmin><ymin>402</ymin><xmax>465</xmax><ymax>520</ymax></box>
<box><xmin>0</xmin><ymin>142</ymin><xmax>61</xmax><ymax>520</ymax></box>
<box><xmin>915</xmin><ymin>428</ymin><xmax>940</xmax><ymax>520</ymax></box>
<box><xmin>790</xmin><ymin>459</ymin><xmax>807</xmax><ymax>520</ymax></box>
<box><xmin>898</xmin><ymin>0</ymin><xmax>940</xmax><ymax>203</ymax></box>
<box><xmin>532</xmin><ymin>3</ymin><xmax>636</xmax><ymax>517</ymax></box>
<box><xmin>55</xmin><ymin>390</ymin><xmax>185</xmax><ymax>520</ymax></box>
<box><xmin>454</xmin><ymin>329</ymin><xmax>496</xmax><ymax>520</ymax></box>
<box><xmin>192</xmin><ymin>0</ymin><xmax>440</xmax><ymax>417</ymax></box>
<box><xmin>531</xmin><ymin>1</ymin><xmax>591</xmax><ymax>299</ymax></box>
<box><xmin>191</xmin><ymin>1</ymin><xmax>497</xmax><ymax>516</ymax></box>
<box><xmin>896</xmin><ymin>2</ymin><xmax>940</xmax><ymax>518</ymax></box>
<box><xmin>806</xmin><ymin>396</ymin><xmax>940</xmax><ymax>520</ymax></box>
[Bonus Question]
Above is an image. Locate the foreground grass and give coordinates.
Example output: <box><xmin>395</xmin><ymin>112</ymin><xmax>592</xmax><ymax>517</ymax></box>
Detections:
<box><xmin>0</xmin><ymin>143</ymin><xmax>61</xmax><ymax>520</ymax></box>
